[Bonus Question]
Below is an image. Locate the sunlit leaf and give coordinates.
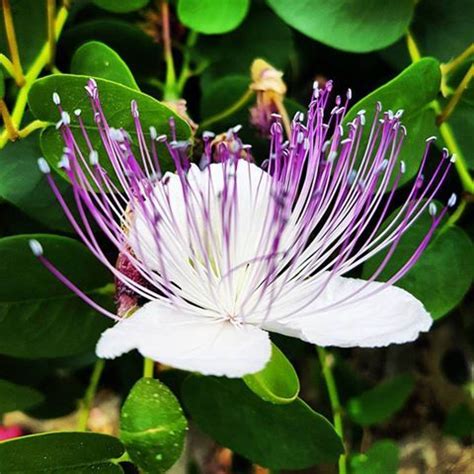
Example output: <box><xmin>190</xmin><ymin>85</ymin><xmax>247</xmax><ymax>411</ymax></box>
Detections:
<box><xmin>120</xmin><ymin>378</ymin><xmax>187</xmax><ymax>473</ymax></box>
<box><xmin>267</xmin><ymin>0</ymin><xmax>414</xmax><ymax>53</ymax></box>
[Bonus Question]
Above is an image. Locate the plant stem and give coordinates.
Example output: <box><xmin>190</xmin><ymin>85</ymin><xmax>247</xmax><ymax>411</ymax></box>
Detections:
<box><xmin>1</xmin><ymin>0</ymin><xmax>25</xmax><ymax>86</ymax></box>
<box><xmin>176</xmin><ymin>29</ymin><xmax>198</xmax><ymax>95</ymax></box>
<box><xmin>47</xmin><ymin>0</ymin><xmax>56</xmax><ymax>69</ymax></box>
<box><xmin>437</xmin><ymin>64</ymin><xmax>474</xmax><ymax>124</ymax></box>
<box><xmin>441</xmin><ymin>43</ymin><xmax>474</xmax><ymax>77</ymax></box>
<box><xmin>0</xmin><ymin>53</ymin><xmax>16</xmax><ymax>78</ymax></box>
<box><xmin>18</xmin><ymin>119</ymin><xmax>48</xmax><ymax>138</ymax></box>
<box><xmin>316</xmin><ymin>346</ymin><xmax>347</xmax><ymax>474</ymax></box>
<box><xmin>77</xmin><ymin>358</ymin><xmax>106</xmax><ymax>431</ymax></box>
<box><xmin>199</xmin><ymin>89</ymin><xmax>254</xmax><ymax>130</ymax></box>
<box><xmin>439</xmin><ymin>198</ymin><xmax>467</xmax><ymax>234</ymax></box>
<box><xmin>0</xmin><ymin>99</ymin><xmax>18</xmax><ymax>139</ymax></box>
<box><xmin>406</xmin><ymin>31</ymin><xmax>421</xmax><ymax>63</ymax></box>
<box><xmin>0</xmin><ymin>5</ymin><xmax>68</xmax><ymax>148</ymax></box>
<box><xmin>143</xmin><ymin>357</ymin><xmax>154</xmax><ymax>378</ymax></box>
<box><xmin>160</xmin><ymin>0</ymin><xmax>178</xmax><ymax>100</ymax></box>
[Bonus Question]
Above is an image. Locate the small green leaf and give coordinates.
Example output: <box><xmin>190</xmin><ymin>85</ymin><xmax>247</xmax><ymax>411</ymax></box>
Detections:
<box><xmin>0</xmin><ymin>432</ymin><xmax>124</xmax><ymax>472</ymax></box>
<box><xmin>0</xmin><ymin>132</ymin><xmax>74</xmax><ymax>232</ymax></box>
<box><xmin>120</xmin><ymin>377</ymin><xmax>187</xmax><ymax>473</ymax></box>
<box><xmin>243</xmin><ymin>343</ymin><xmax>300</xmax><ymax>404</ymax></box>
<box><xmin>362</xmin><ymin>204</ymin><xmax>474</xmax><ymax>319</ymax></box>
<box><xmin>71</xmin><ymin>41</ymin><xmax>139</xmax><ymax>90</ymax></box>
<box><xmin>344</xmin><ymin>58</ymin><xmax>441</xmax><ymax>188</ymax></box>
<box><xmin>347</xmin><ymin>374</ymin><xmax>414</xmax><ymax>426</ymax></box>
<box><xmin>182</xmin><ymin>376</ymin><xmax>343</xmax><ymax>469</ymax></box>
<box><xmin>350</xmin><ymin>440</ymin><xmax>399</xmax><ymax>474</ymax></box>
<box><xmin>267</xmin><ymin>0</ymin><xmax>414</xmax><ymax>53</ymax></box>
<box><xmin>0</xmin><ymin>379</ymin><xmax>44</xmax><ymax>415</ymax></box>
<box><xmin>0</xmin><ymin>234</ymin><xmax>113</xmax><ymax>358</ymax></box>
<box><xmin>178</xmin><ymin>0</ymin><xmax>249</xmax><ymax>34</ymax></box>
<box><xmin>28</xmin><ymin>75</ymin><xmax>191</xmax><ymax>184</ymax></box>
<box><xmin>92</xmin><ymin>0</ymin><xmax>149</xmax><ymax>13</ymax></box>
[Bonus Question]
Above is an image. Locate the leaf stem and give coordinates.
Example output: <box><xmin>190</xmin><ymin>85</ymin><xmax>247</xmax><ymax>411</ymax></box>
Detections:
<box><xmin>441</xmin><ymin>43</ymin><xmax>474</xmax><ymax>77</ymax></box>
<box><xmin>17</xmin><ymin>119</ymin><xmax>48</xmax><ymax>138</ymax></box>
<box><xmin>439</xmin><ymin>198</ymin><xmax>467</xmax><ymax>234</ymax></box>
<box><xmin>0</xmin><ymin>5</ymin><xmax>68</xmax><ymax>149</ymax></box>
<box><xmin>437</xmin><ymin>64</ymin><xmax>474</xmax><ymax>124</ymax></box>
<box><xmin>1</xmin><ymin>0</ymin><xmax>25</xmax><ymax>86</ymax></box>
<box><xmin>406</xmin><ymin>31</ymin><xmax>422</xmax><ymax>63</ymax></box>
<box><xmin>160</xmin><ymin>0</ymin><xmax>178</xmax><ymax>100</ymax></box>
<box><xmin>47</xmin><ymin>0</ymin><xmax>56</xmax><ymax>69</ymax></box>
<box><xmin>77</xmin><ymin>358</ymin><xmax>106</xmax><ymax>431</ymax></box>
<box><xmin>0</xmin><ymin>99</ymin><xmax>18</xmax><ymax>139</ymax></box>
<box><xmin>199</xmin><ymin>89</ymin><xmax>254</xmax><ymax>130</ymax></box>
<box><xmin>176</xmin><ymin>29</ymin><xmax>199</xmax><ymax>95</ymax></box>
<box><xmin>143</xmin><ymin>357</ymin><xmax>155</xmax><ymax>378</ymax></box>
<box><xmin>0</xmin><ymin>53</ymin><xmax>16</xmax><ymax>79</ymax></box>
<box><xmin>316</xmin><ymin>346</ymin><xmax>347</xmax><ymax>474</ymax></box>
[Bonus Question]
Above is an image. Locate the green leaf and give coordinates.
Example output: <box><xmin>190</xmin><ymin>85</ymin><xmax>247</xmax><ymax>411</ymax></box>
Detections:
<box><xmin>411</xmin><ymin>0</ymin><xmax>474</xmax><ymax>62</ymax></box>
<box><xmin>243</xmin><ymin>343</ymin><xmax>300</xmax><ymax>404</ymax></box>
<box><xmin>362</xmin><ymin>204</ymin><xmax>474</xmax><ymax>319</ymax></box>
<box><xmin>267</xmin><ymin>0</ymin><xmax>414</xmax><ymax>53</ymax></box>
<box><xmin>446</xmin><ymin>99</ymin><xmax>474</xmax><ymax>170</ymax></box>
<box><xmin>0</xmin><ymin>234</ymin><xmax>113</xmax><ymax>358</ymax></box>
<box><xmin>178</xmin><ymin>0</ymin><xmax>249</xmax><ymax>34</ymax></box>
<box><xmin>0</xmin><ymin>0</ymin><xmax>46</xmax><ymax>70</ymax></box>
<box><xmin>28</xmin><ymin>74</ymin><xmax>191</xmax><ymax>184</ymax></box>
<box><xmin>0</xmin><ymin>131</ymin><xmax>74</xmax><ymax>232</ymax></box>
<box><xmin>182</xmin><ymin>376</ymin><xmax>343</xmax><ymax>469</ymax></box>
<box><xmin>60</xmin><ymin>19</ymin><xmax>160</xmax><ymax>78</ymax></box>
<box><xmin>92</xmin><ymin>0</ymin><xmax>149</xmax><ymax>13</ymax></box>
<box><xmin>0</xmin><ymin>379</ymin><xmax>44</xmax><ymax>415</ymax></box>
<box><xmin>344</xmin><ymin>58</ymin><xmax>441</xmax><ymax>188</ymax></box>
<box><xmin>120</xmin><ymin>377</ymin><xmax>187</xmax><ymax>473</ymax></box>
<box><xmin>0</xmin><ymin>432</ymin><xmax>124</xmax><ymax>473</ymax></box>
<box><xmin>347</xmin><ymin>374</ymin><xmax>414</xmax><ymax>426</ymax></box>
<box><xmin>350</xmin><ymin>440</ymin><xmax>399</xmax><ymax>474</ymax></box>
<box><xmin>198</xmin><ymin>7</ymin><xmax>293</xmax><ymax>87</ymax></box>
<box><xmin>71</xmin><ymin>42</ymin><xmax>139</xmax><ymax>90</ymax></box>
<box><xmin>443</xmin><ymin>403</ymin><xmax>474</xmax><ymax>439</ymax></box>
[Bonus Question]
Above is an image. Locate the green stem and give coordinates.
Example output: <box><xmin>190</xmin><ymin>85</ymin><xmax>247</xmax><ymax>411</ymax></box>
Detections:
<box><xmin>0</xmin><ymin>5</ymin><xmax>68</xmax><ymax>149</ymax></box>
<box><xmin>199</xmin><ymin>89</ymin><xmax>254</xmax><ymax>130</ymax></box>
<box><xmin>77</xmin><ymin>358</ymin><xmax>106</xmax><ymax>431</ymax></box>
<box><xmin>439</xmin><ymin>198</ymin><xmax>467</xmax><ymax>234</ymax></box>
<box><xmin>18</xmin><ymin>119</ymin><xmax>48</xmax><ymax>138</ymax></box>
<box><xmin>406</xmin><ymin>31</ymin><xmax>422</xmax><ymax>63</ymax></box>
<box><xmin>143</xmin><ymin>357</ymin><xmax>154</xmax><ymax>378</ymax></box>
<box><xmin>176</xmin><ymin>30</ymin><xmax>198</xmax><ymax>95</ymax></box>
<box><xmin>316</xmin><ymin>347</ymin><xmax>347</xmax><ymax>474</ymax></box>
<box><xmin>160</xmin><ymin>0</ymin><xmax>178</xmax><ymax>100</ymax></box>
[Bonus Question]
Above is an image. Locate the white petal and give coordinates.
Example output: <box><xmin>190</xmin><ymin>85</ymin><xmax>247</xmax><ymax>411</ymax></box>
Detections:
<box><xmin>263</xmin><ymin>276</ymin><xmax>432</xmax><ymax>348</ymax></box>
<box><xmin>96</xmin><ymin>301</ymin><xmax>271</xmax><ymax>377</ymax></box>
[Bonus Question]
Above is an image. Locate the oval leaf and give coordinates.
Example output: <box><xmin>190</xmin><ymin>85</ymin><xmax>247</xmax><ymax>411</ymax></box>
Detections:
<box><xmin>344</xmin><ymin>58</ymin><xmax>441</xmax><ymax>188</ymax></box>
<box><xmin>71</xmin><ymin>41</ymin><xmax>139</xmax><ymax>90</ymax></box>
<box><xmin>362</xmin><ymin>204</ymin><xmax>474</xmax><ymax>319</ymax></box>
<box><xmin>0</xmin><ymin>379</ymin><xmax>44</xmax><ymax>415</ymax></box>
<box><xmin>120</xmin><ymin>377</ymin><xmax>187</xmax><ymax>473</ymax></box>
<box><xmin>347</xmin><ymin>374</ymin><xmax>414</xmax><ymax>426</ymax></box>
<box><xmin>28</xmin><ymin>74</ymin><xmax>191</xmax><ymax>183</ymax></box>
<box><xmin>0</xmin><ymin>234</ymin><xmax>113</xmax><ymax>358</ymax></box>
<box><xmin>267</xmin><ymin>0</ymin><xmax>414</xmax><ymax>53</ymax></box>
<box><xmin>182</xmin><ymin>376</ymin><xmax>343</xmax><ymax>469</ymax></box>
<box><xmin>178</xmin><ymin>0</ymin><xmax>249</xmax><ymax>34</ymax></box>
<box><xmin>243</xmin><ymin>343</ymin><xmax>300</xmax><ymax>404</ymax></box>
<box><xmin>0</xmin><ymin>432</ymin><xmax>124</xmax><ymax>472</ymax></box>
